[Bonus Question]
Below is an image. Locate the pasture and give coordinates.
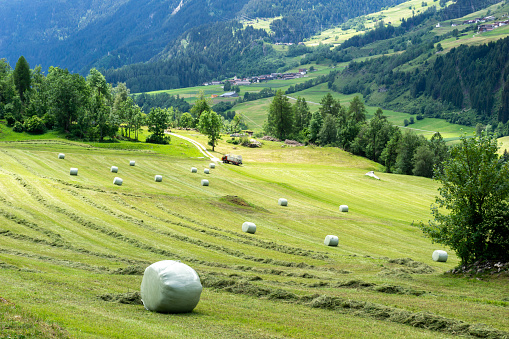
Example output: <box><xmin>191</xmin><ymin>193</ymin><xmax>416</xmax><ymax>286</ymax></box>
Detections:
<box><xmin>0</xmin><ymin>130</ymin><xmax>508</xmax><ymax>338</ymax></box>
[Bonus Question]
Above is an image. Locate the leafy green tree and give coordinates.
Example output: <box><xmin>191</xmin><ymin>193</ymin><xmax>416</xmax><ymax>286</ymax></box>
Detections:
<box><xmin>46</xmin><ymin>67</ymin><xmax>89</xmax><ymax>132</ymax></box>
<box><xmin>394</xmin><ymin>131</ymin><xmax>425</xmax><ymax>175</ymax></box>
<box><xmin>146</xmin><ymin>107</ymin><xmax>171</xmax><ymax>144</ymax></box>
<box><xmin>190</xmin><ymin>91</ymin><xmax>211</xmax><ymax>123</ymax></box>
<box><xmin>412</xmin><ymin>144</ymin><xmax>435</xmax><ymax>177</ymax></box>
<box><xmin>293</xmin><ymin>97</ymin><xmax>311</xmax><ymax>132</ymax></box>
<box><xmin>318</xmin><ymin>114</ymin><xmax>338</xmax><ymax>145</ymax></box>
<box><xmin>223</xmin><ymin>81</ymin><xmax>232</xmax><ymax>91</ymax></box>
<box><xmin>380</xmin><ymin>129</ymin><xmax>402</xmax><ymax>173</ymax></box>
<box><xmin>13</xmin><ymin>56</ymin><xmax>31</xmax><ymax>104</ymax></box>
<box><xmin>267</xmin><ymin>89</ymin><xmax>293</xmax><ymax>140</ymax></box>
<box><xmin>420</xmin><ymin>134</ymin><xmax>509</xmax><ymax>264</ymax></box>
<box><xmin>347</xmin><ymin>95</ymin><xmax>366</xmax><ymax>124</ymax></box>
<box><xmin>308</xmin><ymin>110</ymin><xmax>323</xmax><ymax>143</ymax></box>
<box><xmin>318</xmin><ymin>93</ymin><xmax>341</xmax><ymax>118</ymax></box>
<box><xmin>180</xmin><ymin>112</ymin><xmax>195</xmax><ymax>128</ymax></box>
<box><xmin>198</xmin><ymin>109</ymin><xmax>222</xmax><ymax>151</ymax></box>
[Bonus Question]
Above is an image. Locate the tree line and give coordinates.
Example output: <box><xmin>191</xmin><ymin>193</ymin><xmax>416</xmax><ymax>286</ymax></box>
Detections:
<box><xmin>265</xmin><ymin>91</ymin><xmax>449</xmax><ymax>178</ymax></box>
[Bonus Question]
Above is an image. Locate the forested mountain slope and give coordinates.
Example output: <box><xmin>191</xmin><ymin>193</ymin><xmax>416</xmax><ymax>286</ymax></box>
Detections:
<box><xmin>0</xmin><ymin>0</ymin><xmax>406</xmax><ymax>75</ymax></box>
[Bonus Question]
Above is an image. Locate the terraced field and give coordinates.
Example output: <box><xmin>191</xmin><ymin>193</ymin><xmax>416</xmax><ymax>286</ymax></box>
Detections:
<box><xmin>0</xmin><ymin>133</ymin><xmax>508</xmax><ymax>338</ymax></box>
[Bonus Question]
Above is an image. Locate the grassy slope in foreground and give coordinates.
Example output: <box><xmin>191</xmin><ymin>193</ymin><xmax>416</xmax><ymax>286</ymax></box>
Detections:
<box><xmin>0</xmin><ymin>132</ymin><xmax>508</xmax><ymax>338</ymax></box>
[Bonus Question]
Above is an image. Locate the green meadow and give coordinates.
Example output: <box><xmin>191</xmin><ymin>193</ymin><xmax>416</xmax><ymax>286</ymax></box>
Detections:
<box><xmin>0</xmin><ymin>128</ymin><xmax>508</xmax><ymax>338</ymax></box>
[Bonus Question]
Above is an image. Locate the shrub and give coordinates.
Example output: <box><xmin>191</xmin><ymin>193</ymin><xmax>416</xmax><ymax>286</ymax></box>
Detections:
<box><xmin>24</xmin><ymin>116</ymin><xmax>46</xmax><ymax>134</ymax></box>
<box><xmin>5</xmin><ymin>114</ymin><xmax>16</xmax><ymax>127</ymax></box>
<box><xmin>13</xmin><ymin>121</ymin><xmax>24</xmax><ymax>133</ymax></box>
<box><xmin>404</xmin><ymin>119</ymin><xmax>409</xmax><ymax>126</ymax></box>
<box><xmin>146</xmin><ymin>134</ymin><xmax>169</xmax><ymax>144</ymax></box>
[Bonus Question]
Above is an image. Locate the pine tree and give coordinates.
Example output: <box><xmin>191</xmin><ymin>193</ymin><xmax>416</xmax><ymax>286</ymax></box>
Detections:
<box><xmin>267</xmin><ymin>89</ymin><xmax>293</xmax><ymax>140</ymax></box>
<box><xmin>13</xmin><ymin>56</ymin><xmax>31</xmax><ymax>104</ymax></box>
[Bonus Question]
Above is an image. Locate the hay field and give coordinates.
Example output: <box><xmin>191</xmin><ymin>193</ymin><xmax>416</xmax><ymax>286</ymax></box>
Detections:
<box><xmin>0</xmin><ymin>133</ymin><xmax>508</xmax><ymax>338</ymax></box>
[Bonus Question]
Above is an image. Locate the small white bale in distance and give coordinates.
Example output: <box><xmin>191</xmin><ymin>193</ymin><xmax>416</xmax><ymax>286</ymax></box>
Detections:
<box><xmin>58</xmin><ymin>153</ymin><xmax>65</xmax><ymax>159</ymax></box>
<box><xmin>242</xmin><ymin>222</ymin><xmax>257</xmax><ymax>234</ymax></box>
<box><xmin>365</xmin><ymin>171</ymin><xmax>380</xmax><ymax>180</ymax></box>
<box><xmin>209</xmin><ymin>163</ymin><xmax>216</xmax><ymax>169</ymax></box>
<box><xmin>111</xmin><ymin>166</ymin><xmax>118</xmax><ymax>173</ymax></box>
<box><xmin>130</xmin><ymin>160</ymin><xmax>135</xmax><ymax>166</ymax></box>
<box><xmin>432</xmin><ymin>250</ymin><xmax>448</xmax><ymax>262</ymax></box>
<box><xmin>204</xmin><ymin>168</ymin><xmax>210</xmax><ymax>174</ymax></box>
<box><xmin>339</xmin><ymin>205</ymin><xmax>349</xmax><ymax>212</ymax></box>
<box><xmin>278</xmin><ymin>198</ymin><xmax>288</xmax><ymax>206</ymax></box>
<box><xmin>113</xmin><ymin>177</ymin><xmax>123</xmax><ymax>186</ymax></box>
<box><xmin>140</xmin><ymin>260</ymin><xmax>202</xmax><ymax>313</ymax></box>
<box><xmin>70</xmin><ymin>168</ymin><xmax>78</xmax><ymax>176</ymax></box>
<box><xmin>191</xmin><ymin>167</ymin><xmax>197</xmax><ymax>173</ymax></box>
<box><xmin>155</xmin><ymin>175</ymin><xmax>163</xmax><ymax>182</ymax></box>
<box><xmin>324</xmin><ymin>235</ymin><xmax>339</xmax><ymax>247</ymax></box>
<box><xmin>201</xmin><ymin>179</ymin><xmax>209</xmax><ymax>186</ymax></box>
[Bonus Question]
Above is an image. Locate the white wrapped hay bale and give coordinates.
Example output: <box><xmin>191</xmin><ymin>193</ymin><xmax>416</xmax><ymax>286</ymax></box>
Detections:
<box><xmin>209</xmin><ymin>163</ymin><xmax>215</xmax><ymax>169</ymax></box>
<box><xmin>140</xmin><ymin>260</ymin><xmax>202</xmax><ymax>313</ymax></box>
<box><xmin>432</xmin><ymin>250</ymin><xmax>448</xmax><ymax>262</ymax></box>
<box><xmin>339</xmin><ymin>205</ymin><xmax>349</xmax><ymax>212</ymax></box>
<box><xmin>110</xmin><ymin>166</ymin><xmax>118</xmax><ymax>173</ymax></box>
<box><xmin>113</xmin><ymin>177</ymin><xmax>123</xmax><ymax>186</ymax></box>
<box><xmin>204</xmin><ymin>168</ymin><xmax>210</xmax><ymax>174</ymax></box>
<box><xmin>201</xmin><ymin>179</ymin><xmax>209</xmax><ymax>186</ymax></box>
<box><xmin>70</xmin><ymin>168</ymin><xmax>78</xmax><ymax>176</ymax></box>
<box><xmin>191</xmin><ymin>167</ymin><xmax>197</xmax><ymax>173</ymax></box>
<box><xmin>242</xmin><ymin>222</ymin><xmax>256</xmax><ymax>234</ymax></box>
<box><xmin>155</xmin><ymin>175</ymin><xmax>163</xmax><ymax>182</ymax></box>
<box><xmin>278</xmin><ymin>198</ymin><xmax>288</xmax><ymax>206</ymax></box>
<box><xmin>58</xmin><ymin>153</ymin><xmax>65</xmax><ymax>159</ymax></box>
<box><xmin>324</xmin><ymin>235</ymin><xmax>339</xmax><ymax>247</ymax></box>
<box><xmin>130</xmin><ymin>160</ymin><xmax>135</xmax><ymax>166</ymax></box>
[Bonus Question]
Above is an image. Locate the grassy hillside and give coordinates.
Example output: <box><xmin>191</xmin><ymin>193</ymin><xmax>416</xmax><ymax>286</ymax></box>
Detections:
<box><xmin>0</xmin><ymin>131</ymin><xmax>508</xmax><ymax>338</ymax></box>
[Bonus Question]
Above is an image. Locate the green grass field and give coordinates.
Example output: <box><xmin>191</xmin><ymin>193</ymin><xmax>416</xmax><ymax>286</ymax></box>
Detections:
<box><xmin>0</xmin><ymin>130</ymin><xmax>507</xmax><ymax>338</ymax></box>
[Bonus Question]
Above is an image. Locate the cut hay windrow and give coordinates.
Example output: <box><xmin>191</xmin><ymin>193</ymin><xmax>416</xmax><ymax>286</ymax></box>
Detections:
<box><xmin>69</xmin><ymin>168</ymin><xmax>78</xmax><ymax>176</ymax></box>
<box><xmin>154</xmin><ymin>175</ymin><xmax>163</xmax><ymax>182</ymax></box>
<box><xmin>202</xmin><ymin>277</ymin><xmax>509</xmax><ymax>338</ymax></box>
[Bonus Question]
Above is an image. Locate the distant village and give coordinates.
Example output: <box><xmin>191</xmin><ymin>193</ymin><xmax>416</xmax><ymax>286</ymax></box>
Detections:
<box><xmin>437</xmin><ymin>14</ymin><xmax>509</xmax><ymax>32</ymax></box>
<box><xmin>202</xmin><ymin>69</ymin><xmax>309</xmax><ymax>97</ymax></box>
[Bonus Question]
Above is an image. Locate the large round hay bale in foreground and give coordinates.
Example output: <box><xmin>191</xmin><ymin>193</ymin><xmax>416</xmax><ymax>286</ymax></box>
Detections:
<box><xmin>324</xmin><ymin>235</ymin><xmax>339</xmax><ymax>246</ymax></box>
<box><xmin>278</xmin><ymin>198</ymin><xmax>288</xmax><ymax>206</ymax></box>
<box><xmin>140</xmin><ymin>260</ymin><xmax>202</xmax><ymax>313</ymax></box>
<box><xmin>155</xmin><ymin>175</ymin><xmax>163</xmax><ymax>182</ymax></box>
<box><xmin>58</xmin><ymin>153</ymin><xmax>65</xmax><ymax>159</ymax></box>
<box><xmin>339</xmin><ymin>205</ymin><xmax>349</xmax><ymax>212</ymax></box>
<box><xmin>204</xmin><ymin>168</ymin><xmax>210</xmax><ymax>174</ymax></box>
<box><xmin>70</xmin><ymin>168</ymin><xmax>78</xmax><ymax>176</ymax></box>
<box><xmin>201</xmin><ymin>179</ymin><xmax>209</xmax><ymax>186</ymax></box>
<box><xmin>130</xmin><ymin>160</ymin><xmax>135</xmax><ymax>166</ymax></box>
<box><xmin>242</xmin><ymin>222</ymin><xmax>256</xmax><ymax>234</ymax></box>
<box><xmin>191</xmin><ymin>167</ymin><xmax>197</xmax><ymax>173</ymax></box>
<box><xmin>113</xmin><ymin>177</ymin><xmax>123</xmax><ymax>186</ymax></box>
<box><xmin>432</xmin><ymin>250</ymin><xmax>448</xmax><ymax>262</ymax></box>
<box><xmin>209</xmin><ymin>163</ymin><xmax>215</xmax><ymax>169</ymax></box>
<box><xmin>110</xmin><ymin>166</ymin><xmax>118</xmax><ymax>173</ymax></box>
